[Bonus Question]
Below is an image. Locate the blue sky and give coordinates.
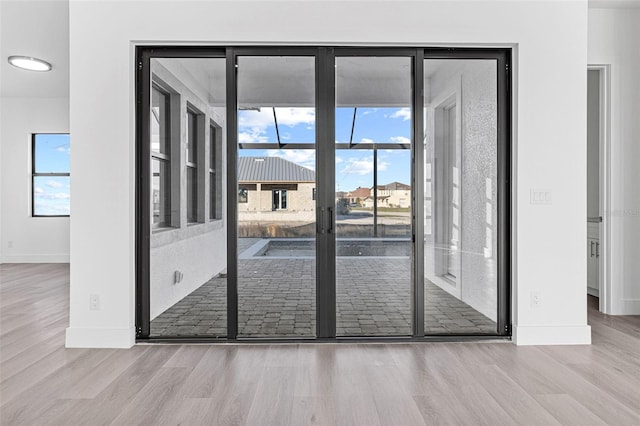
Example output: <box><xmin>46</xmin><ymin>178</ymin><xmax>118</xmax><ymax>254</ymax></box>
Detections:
<box><xmin>238</xmin><ymin>107</ymin><xmax>411</xmax><ymax>192</ymax></box>
<box><xmin>33</xmin><ymin>134</ymin><xmax>70</xmax><ymax>215</ymax></box>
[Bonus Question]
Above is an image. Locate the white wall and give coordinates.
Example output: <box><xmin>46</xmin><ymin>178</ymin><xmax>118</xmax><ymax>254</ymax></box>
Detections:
<box><xmin>588</xmin><ymin>7</ymin><xmax>640</xmax><ymax>315</ymax></box>
<box><xmin>0</xmin><ymin>97</ymin><xmax>70</xmax><ymax>263</ymax></box>
<box><xmin>66</xmin><ymin>0</ymin><xmax>590</xmax><ymax>348</ymax></box>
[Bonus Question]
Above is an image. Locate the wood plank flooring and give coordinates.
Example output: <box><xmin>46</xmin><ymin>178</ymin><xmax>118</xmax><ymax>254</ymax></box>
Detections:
<box><xmin>1</xmin><ymin>263</ymin><xmax>640</xmax><ymax>425</ymax></box>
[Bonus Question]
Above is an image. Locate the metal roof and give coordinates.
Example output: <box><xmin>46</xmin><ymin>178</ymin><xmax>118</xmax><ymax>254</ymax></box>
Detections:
<box><xmin>238</xmin><ymin>157</ymin><xmax>315</xmax><ymax>183</ymax></box>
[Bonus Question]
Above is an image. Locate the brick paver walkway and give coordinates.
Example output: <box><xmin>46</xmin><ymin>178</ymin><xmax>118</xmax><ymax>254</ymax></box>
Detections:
<box><xmin>151</xmin><ymin>241</ymin><xmax>496</xmax><ymax>337</ymax></box>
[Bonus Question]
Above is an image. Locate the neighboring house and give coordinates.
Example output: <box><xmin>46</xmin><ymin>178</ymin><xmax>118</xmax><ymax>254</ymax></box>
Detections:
<box><xmin>345</xmin><ymin>187</ymin><xmax>371</xmax><ymax>206</ymax></box>
<box><xmin>238</xmin><ymin>156</ymin><xmax>316</xmax><ymax>221</ymax></box>
<box><xmin>380</xmin><ymin>182</ymin><xmax>411</xmax><ymax>208</ymax></box>
<box><xmin>363</xmin><ymin>194</ymin><xmax>391</xmax><ymax>208</ymax></box>
<box><xmin>363</xmin><ymin>182</ymin><xmax>411</xmax><ymax>208</ymax></box>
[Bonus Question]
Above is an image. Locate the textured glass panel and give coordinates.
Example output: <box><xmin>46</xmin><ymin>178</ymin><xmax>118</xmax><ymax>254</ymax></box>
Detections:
<box><xmin>423</xmin><ymin>58</ymin><xmax>498</xmax><ymax>334</ymax></box>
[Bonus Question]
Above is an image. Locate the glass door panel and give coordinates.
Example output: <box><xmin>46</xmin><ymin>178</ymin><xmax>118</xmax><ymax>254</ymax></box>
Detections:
<box><xmin>236</xmin><ymin>56</ymin><xmax>316</xmax><ymax>337</ymax></box>
<box><xmin>423</xmin><ymin>58</ymin><xmax>498</xmax><ymax>334</ymax></box>
<box><xmin>335</xmin><ymin>56</ymin><xmax>413</xmax><ymax>336</ymax></box>
<box><xmin>149</xmin><ymin>57</ymin><xmax>227</xmax><ymax>338</ymax></box>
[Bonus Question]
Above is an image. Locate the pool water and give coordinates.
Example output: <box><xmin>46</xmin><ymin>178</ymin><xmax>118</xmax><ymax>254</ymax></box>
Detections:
<box><xmin>256</xmin><ymin>239</ymin><xmax>411</xmax><ymax>257</ymax></box>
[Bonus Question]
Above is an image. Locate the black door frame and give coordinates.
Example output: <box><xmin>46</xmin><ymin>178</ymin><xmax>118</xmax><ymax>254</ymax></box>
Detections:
<box><xmin>135</xmin><ymin>46</ymin><xmax>511</xmax><ymax>342</ymax></box>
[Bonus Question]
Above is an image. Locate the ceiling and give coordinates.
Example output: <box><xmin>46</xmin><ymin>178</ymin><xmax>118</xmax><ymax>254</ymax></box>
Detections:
<box><xmin>0</xmin><ymin>0</ymin><xmax>69</xmax><ymax>98</ymax></box>
<box><xmin>158</xmin><ymin>56</ymin><xmax>414</xmax><ymax>108</ymax></box>
<box><xmin>1</xmin><ymin>0</ymin><xmax>637</xmax><ymax>100</ymax></box>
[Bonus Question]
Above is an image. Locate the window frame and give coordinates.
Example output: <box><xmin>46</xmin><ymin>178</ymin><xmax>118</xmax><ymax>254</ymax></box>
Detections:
<box><xmin>151</xmin><ymin>84</ymin><xmax>173</xmax><ymax>229</ymax></box>
<box><xmin>209</xmin><ymin>120</ymin><xmax>223</xmax><ymax>220</ymax></box>
<box><xmin>31</xmin><ymin>133</ymin><xmax>71</xmax><ymax>218</ymax></box>
<box><xmin>186</xmin><ymin>105</ymin><xmax>204</xmax><ymax>224</ymax></box>
<box><xmin>135</xmin><ymin>46</ymin><xmax>512</xmax><ymax>341</ymax></box>
<box><xmin>272</xmin><ymin>189</ymin><xmax>288</xmax><ymax>211</ymax></box>
<box><xmin>238</xmin><ymin>188</ymin><xmax>248</xmax><ymax>203</ymax></box>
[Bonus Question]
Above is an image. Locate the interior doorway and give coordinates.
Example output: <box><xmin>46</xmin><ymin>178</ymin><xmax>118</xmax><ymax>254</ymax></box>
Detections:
<box><xmin>587</xmin><ymin>65</ymin><xmax>610</xmax><ymax>314</ymax></box>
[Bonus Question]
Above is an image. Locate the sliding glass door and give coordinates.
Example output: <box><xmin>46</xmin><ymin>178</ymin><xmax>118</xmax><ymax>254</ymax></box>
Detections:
<box><xmin>422</xmin><ymin>55</ymin><xmax>508</xmax><ymax>336</ymax></box>
<box><xmin>235</xmin><ymin>55</ymin><xmax>317</xmax><ymax>337</ymax></box>
<box><xmin>334</xmin><ymin>55</ymin><xmax>413</xmax><ymax>336</ymax></box>
<box><xmin>144</xmin><ymin>55</ymin><xmax>228</xmax><ymax>338</ymax></box>
<box><xmin>136</xmin><ymin>47</ymin><xmax>510</xmax><ymax>341</ymax></box>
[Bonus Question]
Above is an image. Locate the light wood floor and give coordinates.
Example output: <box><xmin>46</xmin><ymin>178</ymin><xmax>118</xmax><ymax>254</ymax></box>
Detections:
<box><xmin>1</xmin><ymin>263</ymin><xmax>640</xmax><ymax>425</ymax></box>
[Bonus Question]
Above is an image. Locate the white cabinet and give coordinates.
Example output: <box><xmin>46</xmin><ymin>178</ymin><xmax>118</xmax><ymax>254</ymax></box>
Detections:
<box><xmin>587</xmin><ymin>222</ymin><xmax>600</xmax><ymax>297</ymax></box>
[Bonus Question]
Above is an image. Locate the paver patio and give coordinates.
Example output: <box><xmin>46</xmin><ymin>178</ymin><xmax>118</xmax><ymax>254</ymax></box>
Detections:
<box><xmin>150</xmin><ymin>239</ymin><xmax>496</xmax><ymax>337</ymax></box>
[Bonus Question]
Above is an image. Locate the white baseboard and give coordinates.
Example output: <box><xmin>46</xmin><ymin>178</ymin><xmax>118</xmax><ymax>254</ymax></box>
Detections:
<box><xmin>513</xmin><ymin>325</ymin><xmax>591</xmax><ymax>346</ymax></box>
<box><xmin>610</xmin><ymin>299</ymin><xmax>640</xmax><ymax>315</ymax></box>
<box><xmin>1</xmin><ymin>254</ymin><xmax>70</xmax><ymax>263</ymax></box>
<box><xmin>65</xmin><ymin>326</ymin><xmax>136</xmax><ymax>348</ymax></box>
<box><xmin>587</xmin><ymin>287</ymin><xmax>600</xmax><ymax>297</ymax></box>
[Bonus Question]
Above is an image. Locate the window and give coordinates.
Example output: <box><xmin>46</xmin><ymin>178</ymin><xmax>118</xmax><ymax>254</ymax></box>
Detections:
<box><xmin>186</xmin><ymin>108</ymin><xmax>201</xmax><ymax>223</ymax></box>
<box><xmin>32</xmin><ymin>133</ymin><xmax>70</xmax><ymax>216</ymax></box>
<box><xmin>209</xmin><ymin>122</ymin><xmax>222</xmax><ymax>220</ymax></box>
<box><xmin>238</xmin><ymin>188</ymin><xmax>248</xmax><ymax>203</ymax></box>
<box><xmin>151</xmin><ymin>85</ymin><xmax>171</xmax><ymax>227</ymax></box>
<box><xmin>272</xmin><ymin>189</ymin><xmax>287</xmax><ymax>210</ymax></box>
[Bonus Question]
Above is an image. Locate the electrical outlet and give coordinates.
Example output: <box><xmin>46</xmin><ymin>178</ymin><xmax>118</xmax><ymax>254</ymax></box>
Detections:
<box><xmin>90</xmin><ymin>294</ymin><xmax>100</xmax><ymax>311</ymax></box>
<box><xmin>530</xmin><ymin>291</ymin><xmax>542</xmax><ymax>308</ymax></box>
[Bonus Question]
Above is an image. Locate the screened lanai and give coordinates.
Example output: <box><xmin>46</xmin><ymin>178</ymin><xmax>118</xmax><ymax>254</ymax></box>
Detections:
<box><xmin>141</xmin><ymin>49</ymin><xmax>505</xmax><ymax>340</ymax></box>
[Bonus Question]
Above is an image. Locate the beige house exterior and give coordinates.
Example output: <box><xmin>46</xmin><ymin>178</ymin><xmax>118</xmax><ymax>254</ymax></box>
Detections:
<box><xmin>238</xmin><ymin>157</ymin><xmax>315</xmax><ymax>222</ymax></box>
<box><xmin>362</xmin><ymin>182</ymin><xmax>411</xmax><ymax>208</ymax></box>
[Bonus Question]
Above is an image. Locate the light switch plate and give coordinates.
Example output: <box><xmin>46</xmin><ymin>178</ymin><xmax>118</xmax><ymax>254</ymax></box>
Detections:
<box><xmin>530</xmin><ymin>189</ymin><xmax>552</xmax><ymax>205</ymax></box>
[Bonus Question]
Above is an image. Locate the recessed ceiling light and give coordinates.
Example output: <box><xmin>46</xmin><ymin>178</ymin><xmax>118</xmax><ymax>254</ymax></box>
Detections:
<box><xmin>7</xmin><ymin>56</ymin><xmax>52</xmax><ymax>72</ymax></box>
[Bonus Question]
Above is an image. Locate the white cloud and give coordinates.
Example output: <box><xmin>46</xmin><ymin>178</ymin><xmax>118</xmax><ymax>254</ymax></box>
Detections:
<box><xmin>359</xmin><ymin>108</ymin><xmax>378</xmax><ymax>117</ymax></box>
<box><xmin>238</xmin><ymin>128</ymin><xmax>269</xmax><ymax>144</ymax></box>
<box><xmin>46</xmin><ymin>180</ymin><xmax>64</xmax><ymax>189</ymax></box>
<box><xmin>340</xmin><ymin>156</ymin><xmax>389</xmax><ymax>176</ymax></box>
<box><xmin>267</xmin><ymin>149</ymin><xmax>316</xmax><ymax>170</ymax></box>
<box><xmin>35</xmin><ymin>192</ymin><xmax>70</xmax><ymax>200</ymax></box>
<box><xmin>238</xmin><ymin>108</ymin><xmax>315</xmax><ymax>131</ymax></box>
<box><xmin>335</xmin><ymin>156</ymin><xmax>344</xmax><ymax>164</ymax></box>
<box><xmin>34</xmin><ymin>201</ymin><xmax>69</xmax><ymax>215</ymax></box>
<box><xmin>390</xmin><ymin>136</ymin><xmax>410</xmax><ymax>144</ymax></box>
<box><xmin>360</xmin><ymin>138</ymin><xmax>374</xmax><ymax>144</ymax></box>
<box><xmin>238</xmin><ymin>107</ymin><xmax>315</xmax><ymax>143</ymax></box>
<box><xmin>389</xmin><ymin>108</ymin><xmax>411</xmax><ymax>121</ymax></box>
<box><xmin>34</xmin><ymin>187</ymin><xmax>44</xmax><ymax>194</ymax></box>
<box><xmin>55</xmin><ymin>145</ymin><xmax>70</xmax><ymax>153</ymax></box>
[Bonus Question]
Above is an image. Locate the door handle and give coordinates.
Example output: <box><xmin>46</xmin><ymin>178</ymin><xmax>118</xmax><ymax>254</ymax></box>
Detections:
<box><xmin>317</xmin><ymin>207</ymin><xmax>325</xmax><ymax>234</ymax></box>
<box><xmin>590</xmin><ymin>241</ymin><xmax>595</xmax><ymax>257</ymax></box>
<box><xmin>317</xmin><ymin>207</ymin><xmax>333</xmax><ymax>234</ymax></box>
